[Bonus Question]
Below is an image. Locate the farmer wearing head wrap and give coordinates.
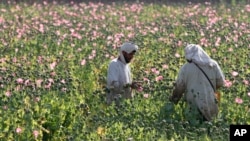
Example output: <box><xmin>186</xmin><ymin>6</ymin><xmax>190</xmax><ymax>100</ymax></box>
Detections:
<box><xmin>106</xmin><ymin>42</ymin><xmax>142</xmax><ymax>105</ymax></box>
<box><xmin>169</xmin><ymin>44</ymin><xmax>225</xmax><ymax>121</ymax></box>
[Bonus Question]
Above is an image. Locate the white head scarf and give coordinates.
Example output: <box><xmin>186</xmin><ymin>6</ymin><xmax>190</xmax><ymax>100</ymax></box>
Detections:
<box><xmin>185</xmin><ymin>44</ymin><xmax>215</xmax><ymax>67</ymax></box>
<box><xmin>119</xmin><ymin>42</ymin><xmax>138</xmax><ymax>64</ymax></box>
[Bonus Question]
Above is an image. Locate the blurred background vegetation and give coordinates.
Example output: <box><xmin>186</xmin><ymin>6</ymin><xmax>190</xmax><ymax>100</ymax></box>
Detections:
<box><xmin>1</xmin><ymin>0</ymin><xmax>250</xmax><ymax>5</ymax></box>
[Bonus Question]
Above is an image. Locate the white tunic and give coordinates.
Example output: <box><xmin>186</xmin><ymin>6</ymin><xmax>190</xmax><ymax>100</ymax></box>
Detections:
<box><xmin>173</xmin><ymin>61</ymin><xmax>224</xmax><ymax>121</ymax></box>
<box><xmin>106</xmin><ymin>58</ymin><xmax>133</xmax><ymax>104</ymax></box>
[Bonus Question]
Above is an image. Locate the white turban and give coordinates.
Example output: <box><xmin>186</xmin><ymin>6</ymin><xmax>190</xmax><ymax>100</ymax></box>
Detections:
<box><xmin>119</xmin><ymin>42</ymin><xmax>138</xmax><ymax>64</ymax></box>
<box><xmin>185</xmin><ymin>44</ymin><xmax>216</xmax><ymax>67</ymax></box>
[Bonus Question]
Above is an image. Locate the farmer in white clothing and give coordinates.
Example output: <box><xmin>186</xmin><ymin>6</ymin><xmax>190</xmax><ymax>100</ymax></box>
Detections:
<box><xmin>106</xmin><ymin>42</ymin><xmax>142</xmax><ymax>105</ymax></box>
<box><xmin>169</xmin><ymin>44</ymin><xmax>225</xmax><ymax>121</ymax></box>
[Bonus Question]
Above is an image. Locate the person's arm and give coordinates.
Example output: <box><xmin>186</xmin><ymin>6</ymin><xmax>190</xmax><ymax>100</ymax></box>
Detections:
<box><xmin>170</xmin><ymin>81</ymin><xmax>185</xmax><ymax>104</ymax></box>
<box><xmin>131</xmin><ymin>81</ymin><xmax>142</xmax><ymax>89</ymax></box>
<box><xmin>169</xmin><ymin>68</ymin><xmax>186</xmax><ymax>104</ymax></box>
<box><xmin>215</xmin><ymin>62</ymin><xmax>225</xmax><ymax>89</ymax></box>
<box><xmin>107</xmin><ymin>62</ymin><xmax>121</xmax><ymax>91</ymax></box>
<box><xmin>126</xmin><ymin>66</ymin><xmax>142</xmax><ymax>90</ymax></box>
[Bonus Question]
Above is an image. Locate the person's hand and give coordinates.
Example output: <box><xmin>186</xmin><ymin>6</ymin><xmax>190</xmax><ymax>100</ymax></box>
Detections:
<box><xmin>136</xmin><ymin>85</ymin><xmax>143</xmax><ymax>92</ymax></box>
<box><xmin>131</xmin><ymin>81</ymin><xmax>142</xmax><ymax>90</ymax></box>
<box><xmin>169</xmin><ymin>94</ymin><xmax>179</xmax><ymax>104</ymax></box>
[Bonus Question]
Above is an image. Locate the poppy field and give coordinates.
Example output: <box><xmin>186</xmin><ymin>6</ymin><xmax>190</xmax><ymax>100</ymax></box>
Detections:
<box><xmin>0</xmin><ymin>1</ymin><xmax>249</xmax><ymax>140</ymax></box>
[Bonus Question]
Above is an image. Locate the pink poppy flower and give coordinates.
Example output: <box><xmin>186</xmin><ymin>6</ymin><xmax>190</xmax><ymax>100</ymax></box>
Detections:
<box><xmin>61</xmin><ymin>87</ymin><xmax>67</xmax><ymax>92</ymax></box>
<box><xmin>24</xmin><ymin>79</ymin><xmax>30</xmax><ymax>86</ymax></box>
<box><xmin>16</xmin><ymin>127</ymin><xmax>22</xmax><ymax>134</ymax></box>
<box><xmin>37</xmin><ymin>56</ymin><xmax>43</xmax><ymax>63</ymax></box>
<box><xmin>81</xmin><ymin>59</ymin><xmax>86</xmax><ymax>66</ymax></box>
<box><xmin>137</xmin><ymin>86</ymin><xmax>143</xmax><ymax>92</ymax></box>
<box><xmin>33</xmin><ymin>130</ymin><xmax>39</xmax><ymax>138</ymax></box>
<box><xmin>77</xmin><ymin>48</ymin><xmax>82</xmax><ymax>52</ymax></box>
<box><xmin>248</xmin><ymin>92</ymin><xmax>250</xmax><ymax>97</ymax></box>
<box><xmin>61</xmin><ymin>79</ymin><xmax>66</xmax><ymax>84</ymax></box>
<box><xmin>128</xmin><ymin>33</ymin><xmax>134</xmax><ymax>38</ymax></box>
<box><xmin>151</xmin><ymin>68</ymin><xmax>160</xmax><ymax>75</ymax></box>
<box><xmin>162</xmin><ymin>64</ymin><xmax>169</xmax><ymax>69</ymax></box>
<box><xmin>178</xmin><ymin>40</ymin><xmax>183</xmax><ymax>47</ymax></box>
<box><xmin>105</xmin><ymin>54</ymin><xmax>109</xmax><ymax>58</ymax></box>
<box><xmin>44</xmin><ymin>83</ymin><xmax>52</xmax><ymax>89</ymax></box>
<box><xmin>143</xmin><ymin>94</ymin><xmax>149</xmax><ymax>98</ymax></box>
<box><xmin>15</xmin><ymin>85</ymin><xmax>22</xmax><ymax>91</ymax></box>
<box><xmin>50</xmin><ymin>71</ymin><xmax>56</xmax><ymax>77</ymax></box>
<box><xmin>224</xmin><ymin>80</ymin><xmax>233</xmax><ymax>88</ymax></box>
<box><xmin>235</xmin><ymin>97</ymin><xmax>243</xmax><ymax>104</ymax></box>
<box><xmin>228</xmin><ymin>48</ymin><xmax>233</xmax><ymax>52</ymax></box>
<box><xmin>215</xmin><ymin>37</ymin><xmax>221</xmax><ymax>47</ymax></box>
<box><xmin>143</xmin><ymin>77</ymin><xmax>149</xmax><ymax>81</ymax></box>
<box><xmin>243</xmin><ymin>80</ymin><xmax>249</xmax><ymax>85</ymax></box>
<box><xmin>155</xmin><ymin>70</ymin><xmax>160</xmax><ymax>75</ymax></box>
<box><xmin>151</xmin><ymin>68</ymin><xmax>157</xmax><ymax>73</ymax></box>
<box><xmin>5</xmin><ymin>91</ymin><xmax>11</xmax><ymax>97</ymax></box>
<box><xmin>175</xmin><ymin>53</ymin><xmax>180</xmax><ymax>58</ymax></box>
<box><xmin>155</xmin><ymin>75</ymin><xmax>163</xmax><ymax>81</ymax></box>
<box><xmin>50</xmin><ymin>62</ymin><xmax>57</xmax><ymax>70</ymax></box>
<box><xmin>12</xmin><ymin>57</ymin><xmax>17</xmax><ymax>63</ymax></box>
<box><xmin>2</xmin><ymin>105</ymin><xmax>8</xmax><ymax>110</ymax></box>
<box><xmin>34</xmin><ymin>97</ymin><xmax>40</xmax><ymax>102</ymax></box>
<box><xmin>48</xmin><ymin>78</ymin><xmax>54</xmax><ymax>83</ymax></box>
<box><xmin>231</xmin><ymin>71</ymin><xmax>238</xmax><ymax>77</ymax></box>
<box><xmin>211</xmin><ymin>48</ymin><xmax>217</xmax><ymax>52</ymax></box>
<box><xmin>16</xmin><ymin>78</ymin><xmax>24</xmax><ymax>84</ymax></box>
<box><xmin>88</xmin><ymin>55</ymin><xmax>94</xmax><ymax>60</ymax></box>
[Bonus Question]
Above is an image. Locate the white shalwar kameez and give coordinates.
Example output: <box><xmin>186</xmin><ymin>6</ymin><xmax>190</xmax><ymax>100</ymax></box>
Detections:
<box><xmin>172</xmin><ymin>44</ymin><xmax>225</xmax><ymax>121</ymax></box>
<box><xmin>106</xmin><ymin>42</ymin><xmax>138</xmax><ymax>105</ymax></box>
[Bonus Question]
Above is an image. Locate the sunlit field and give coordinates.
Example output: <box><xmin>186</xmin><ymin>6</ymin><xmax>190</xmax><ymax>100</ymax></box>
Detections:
<box><xmin>0</xmin><ymin>0</ymin><xmax>249</xmax><ymax>140</ymax></box>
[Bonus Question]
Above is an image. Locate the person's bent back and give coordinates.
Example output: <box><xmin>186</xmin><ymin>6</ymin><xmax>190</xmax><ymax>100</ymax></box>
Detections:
<box><xmin>170</xmin><ymin>44</ymin><xmax>225</xmax><ymax>121</ymax></box>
